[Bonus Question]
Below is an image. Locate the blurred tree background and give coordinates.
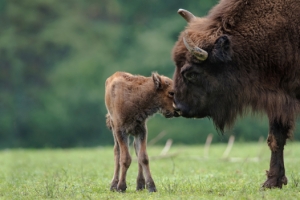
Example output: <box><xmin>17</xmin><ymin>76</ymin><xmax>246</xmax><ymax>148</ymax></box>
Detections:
<box><xmin>1</xmin><ymin>0</ymin><xmax>299</xmax><ymax>148</ymax></box>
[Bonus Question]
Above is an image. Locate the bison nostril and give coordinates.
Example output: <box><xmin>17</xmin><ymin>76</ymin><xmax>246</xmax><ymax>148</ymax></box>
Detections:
<box><xmin>173</xmin><ymin>103</ymin><xmax>181</xmax><ymax>111</ymax></box>
<box><xmin>173</xmin><ymin>102</ymin><xmax>178</xmax><ymax>109</ymax></box>
<box><xmin>172</xmin><ymin>103</ymin><xmax>182</xmax><ymax>116</ymax></box>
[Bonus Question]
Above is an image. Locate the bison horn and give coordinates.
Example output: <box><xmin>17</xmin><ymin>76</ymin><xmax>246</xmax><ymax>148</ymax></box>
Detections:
<box><xmin>183</xmin><ymin>32</ymin><xmax>208</xmax><ymax>61</ymax></box>
<box><xmin>178</xmin><ymin>9</ymin><xmax>195</xmax><ymax>22</ymax></box>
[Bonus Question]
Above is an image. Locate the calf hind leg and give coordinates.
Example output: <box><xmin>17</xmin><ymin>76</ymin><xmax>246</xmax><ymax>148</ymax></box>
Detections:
<box><xmin>263</xmin><ymin>120</ymin><xmax>290</xmax><ymax>188</ymax></box>
<box><xmin>110</xmin><ymin>133</ymin><xmax>120</xmax><ymax>191</ymax></box>
<box><xmin>115</xmin><ymin>129</ymin><xmax>131</xmax><ymax>192</ymax></box>
<box><xmin>134</xmin><ymin>139</ymin><xmax>146</xmax><ymax>190</ymax></box>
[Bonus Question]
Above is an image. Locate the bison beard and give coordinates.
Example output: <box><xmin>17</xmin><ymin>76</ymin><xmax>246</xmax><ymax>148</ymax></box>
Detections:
<box><xmin>172</xmin><ymin>0</ymin><xmax>300</xmax><ymax>189</ymax></box>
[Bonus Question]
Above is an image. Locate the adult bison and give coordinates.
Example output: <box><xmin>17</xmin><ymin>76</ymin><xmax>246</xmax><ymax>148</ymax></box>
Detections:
<box><xmin>172</xmin><ymin>0</ymin><xmax>300</xmax><ymax>188</ymax></box>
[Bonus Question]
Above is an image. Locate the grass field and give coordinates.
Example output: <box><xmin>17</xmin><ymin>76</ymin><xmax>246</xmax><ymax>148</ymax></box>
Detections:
<box><xmin>1</xmin><ymin>142</ymin><xmax>300</xmax><ymax>199</ymax></box>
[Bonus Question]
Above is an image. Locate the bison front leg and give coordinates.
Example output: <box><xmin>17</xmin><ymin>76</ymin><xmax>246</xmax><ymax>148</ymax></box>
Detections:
<box><xmin>263</xmin><ymin>120</ymin><xmax>290</xmax><ymax>188</ymax></box>
<box><xmin>115</xmin><ymin>129</ymin><xmax>131</xmax><ymax>192</ymax></box>
<box><xmin>135</xmin><ymin>125</ymin><xmax>157</xmax><ymax>192</ymax></box>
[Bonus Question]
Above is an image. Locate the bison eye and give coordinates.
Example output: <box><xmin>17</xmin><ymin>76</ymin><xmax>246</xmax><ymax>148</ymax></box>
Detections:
<box><xmin>184</xmin><ymin>72</ymin><xmax>197</xmax><ymax>82</ymax></box>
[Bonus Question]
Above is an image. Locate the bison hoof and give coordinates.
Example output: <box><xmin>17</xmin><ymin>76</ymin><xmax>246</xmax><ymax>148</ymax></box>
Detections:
<box><xmin>262</xmin><ymin>175</ymin><xmax>288</xmax><ymax>189</ymax></box>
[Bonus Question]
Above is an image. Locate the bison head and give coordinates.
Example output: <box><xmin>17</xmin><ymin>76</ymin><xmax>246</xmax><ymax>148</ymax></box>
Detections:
<box><xmin>172</xmin><ymin>9</ymin><xmax>237</xmax><ymax>130</ymax></box>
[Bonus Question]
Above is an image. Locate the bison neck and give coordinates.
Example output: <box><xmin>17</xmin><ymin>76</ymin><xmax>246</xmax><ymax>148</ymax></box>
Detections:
<box><xmin>208</xmin><ymin>72</ymin><xmax>299</xmax><ymax>134</ymax></box>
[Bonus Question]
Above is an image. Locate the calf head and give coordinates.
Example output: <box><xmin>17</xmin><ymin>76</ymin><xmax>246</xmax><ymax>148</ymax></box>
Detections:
<box><xmin>152</xmin><ymin>72</ymin><xmax>180</xmax><ymax>118</ymax></box>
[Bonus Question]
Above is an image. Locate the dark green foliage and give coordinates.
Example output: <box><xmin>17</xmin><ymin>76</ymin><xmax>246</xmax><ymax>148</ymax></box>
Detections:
<box><xmin>1</xmin><ymin>0</ymin><xmax>298</xmax><ymax>148</ymax></box>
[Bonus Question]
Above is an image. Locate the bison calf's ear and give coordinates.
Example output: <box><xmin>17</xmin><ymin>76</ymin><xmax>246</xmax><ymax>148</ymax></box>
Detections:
<box><xmin>152</xmin><ymin>72</ymin><xmax>162</xmax><ymax>90</ymax></box>
<box><xmin>211</xmin><ymin>35</ymin><xmax>232</xmax><ymax>63</ymax></box>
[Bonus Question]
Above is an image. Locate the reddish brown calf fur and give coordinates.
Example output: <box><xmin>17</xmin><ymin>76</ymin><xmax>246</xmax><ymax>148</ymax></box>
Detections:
<box><xmin>172</xmin><ymin>0</ymin><xmax>300</xmax><ymax>189</ymax></box>
<box><xmin>105</xmin><ymin>71</ymin><xmax>178</xmax><ymax>192</ymax></box>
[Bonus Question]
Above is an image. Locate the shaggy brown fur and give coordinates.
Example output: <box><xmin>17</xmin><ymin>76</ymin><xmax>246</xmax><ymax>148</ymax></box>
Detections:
<box><xmin>105</xmin><ymin>71</ymin><xmax>178</xmax><ymax>192</ymax></box>
<box><xmin>172</xmin><ymin>0</ymin><xmax>300</xmax><ymax>189</ymax></box>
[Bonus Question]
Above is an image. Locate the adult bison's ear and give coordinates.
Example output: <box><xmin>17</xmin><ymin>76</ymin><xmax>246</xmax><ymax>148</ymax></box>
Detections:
<box><xmin>211</xmin><ymin>35</ymin><xmax>232</xmax><ymax>63</ymax></box>
<box><xmin>152</xmin><ymin>72</ymin><xmax>162</xmax><ymax>90</ymax></box>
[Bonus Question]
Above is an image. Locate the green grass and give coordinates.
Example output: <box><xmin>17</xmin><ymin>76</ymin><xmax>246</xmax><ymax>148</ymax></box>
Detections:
<box><xmin>1</xmin><ymin>142</ymin><xmax>300</xmax><ymax>199</ymax></box>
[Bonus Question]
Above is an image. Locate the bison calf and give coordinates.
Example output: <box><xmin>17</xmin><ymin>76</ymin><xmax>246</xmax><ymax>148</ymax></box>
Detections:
<box><xmin>105</xmin><ymin>71</ymin><xmax>178</xmax><ymax>192</ymax></box>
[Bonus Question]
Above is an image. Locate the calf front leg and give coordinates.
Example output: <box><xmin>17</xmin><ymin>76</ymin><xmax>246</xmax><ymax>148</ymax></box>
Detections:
<box><xmin>263</xmin><ymin>120</ymin><xmax>290</xmax><ymax>188</ymax></box>
<box><xmin>115</xmin><ymin>129</ymin><xmax>131</xmax><ymax>192</ymax></box>
<box><xmin>135</xmin><ymin>125</ymin><xmax>156</xmax><ymax>192</ymax></box>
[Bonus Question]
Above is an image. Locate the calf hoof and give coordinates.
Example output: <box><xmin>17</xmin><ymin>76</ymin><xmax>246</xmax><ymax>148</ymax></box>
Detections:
<box><xmin>136</xmin><ymin>178</ymin><xmax>146</xmax><ymax>191</ymax></box>
<box><xmin>262</xmin><ymin>171</ymin><xmax>288</xmax><ymax>189</ymax></box>
<box><xmin>117</xmin><ymin>182</ymin><xmax>127</xmax><ymax>192</ymax></box>
<box><xmin>148</xmin><ymin>186</ymin><xmax>157</xmax><ymax>192</ymax></box>
<box><xmin>110</xmin><ymin>185</ymin><xmax>117</xmax><ymax>191</ymax></box>
<box><xmin>146</xmin><ymin>182</ymin><xmax>157</xmax><ymax>192</ymax></box>
<box><xmin>110</xmin><ymin>180</ymin><xmax>118</xmax><ymax>191</ymax></box>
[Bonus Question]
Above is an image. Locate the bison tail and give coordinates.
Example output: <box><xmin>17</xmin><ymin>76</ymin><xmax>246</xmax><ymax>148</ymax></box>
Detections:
<box><xmin>106</xmin><ymin>113</ymin><xmax>112</xmax><ymax>130</ymax></box>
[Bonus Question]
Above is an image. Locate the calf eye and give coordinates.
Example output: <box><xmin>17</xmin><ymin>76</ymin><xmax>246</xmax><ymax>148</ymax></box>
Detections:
<box><xmin>168</xmin><ymin>91</ymin><xmax>174</xmax><ymax>98</ymax></box>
